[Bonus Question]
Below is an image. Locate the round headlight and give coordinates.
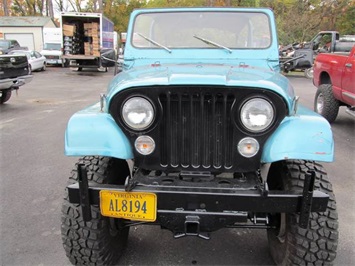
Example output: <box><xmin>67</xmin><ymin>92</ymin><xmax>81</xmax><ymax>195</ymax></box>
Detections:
<box><xmin>122</xmin><ymin>97</ymin><xmax>154</xmax><ymax>130</ymax></box>
<box><xmin>240</xmin><ymin>98</ymin><xmax>274</xmax><ymax>132</ymax></box>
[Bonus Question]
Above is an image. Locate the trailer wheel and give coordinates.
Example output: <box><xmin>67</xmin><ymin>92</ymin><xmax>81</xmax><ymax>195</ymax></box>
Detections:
<box><xmin>61</xmin><ymin>156</ymin><xmax>130</xmax><ymax>265</ymax></box>
<box><xmin>314</xmin><ymin>84</ymin><xmax>339</xmax><ymax>123</ymax></box>
<box><xmin>267</xmin><ymin>160</ymin><xmax>338</xmax><ymax>265</ymax></box>
<box><xmin>0</xmin><ymin>90</ymin><xmax>12</xmax><ymax>104</ymax></box>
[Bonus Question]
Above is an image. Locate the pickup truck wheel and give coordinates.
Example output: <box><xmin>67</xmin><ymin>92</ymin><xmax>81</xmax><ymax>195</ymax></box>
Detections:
<box><xmin>267</xmin><ymin>160</ymin><xmax>338</xmax><ymax>265</ymax></box>
<box><xmin>61</xmin><ymin>156</ymin><xmax>130</xmax><ymax>265</ymax></box>
<box><xmin>304</xmin><ymin>67</ymin><xmax>313</xmax><ymax>79</ymax></box>
<box><xmin>314</xmin><ymin>84</ymin><xmax>339</xmax><ymax>123</ymax></box>
<box><xmin>0</xmin><ymin>90</ymin><xmax>12</xmax><ymax>104</ymax></box>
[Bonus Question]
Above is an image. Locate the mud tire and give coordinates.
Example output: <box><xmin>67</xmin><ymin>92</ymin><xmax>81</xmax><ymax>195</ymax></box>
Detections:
<box><xmin>267</xmin><ymin>160</ymin><xmax>338</xmax><ymax>265</ymax></box>
<box><xmin>314</xmin><ymin>84</ymin><xmax>339</xmax><ymax>123</ymax></box>
<box><xmin>61</xmin><ymin>156</ymin><xmax>130</xmax><ymax>265</ymax></box>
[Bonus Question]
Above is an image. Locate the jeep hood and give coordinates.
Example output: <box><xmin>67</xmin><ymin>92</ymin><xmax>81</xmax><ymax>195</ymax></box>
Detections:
<box><xmin>107</xmin><ymin>64</ymin><xmax>295</xmax><ymax>111</ymax></box>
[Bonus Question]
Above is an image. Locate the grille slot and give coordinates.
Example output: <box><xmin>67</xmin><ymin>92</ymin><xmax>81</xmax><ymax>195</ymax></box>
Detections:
<box><xmin>159</xmin><ymin>92</ymin><xmax>236</xmax><ymax>170</ymax></box>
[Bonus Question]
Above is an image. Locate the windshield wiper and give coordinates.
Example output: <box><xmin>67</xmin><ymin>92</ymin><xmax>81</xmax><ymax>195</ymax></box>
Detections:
<box><xmin>193</xmin><ymin>35</ymin><xmax>232</xmax><ymax>53</ymax></box>
<box><xmin>136</xmin><ymin>33</ymin><xmax>172</xmax><ymax>53</ymax></box>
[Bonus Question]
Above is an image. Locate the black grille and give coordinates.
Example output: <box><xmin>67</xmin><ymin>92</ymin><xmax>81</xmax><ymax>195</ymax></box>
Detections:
<box><xmin>109</xmin><ymin>86</ymin><xmax>287</xmax><ymax>173</ymax></box>
<box><xmin>159</xmin><ymin>92</ymin><xmax>236</xmax><ymax>169</ymax></box>
<box><xmin>0</xmin><ymin>55</ymin><xmax>29</xmax><ymax>79</ymax></box>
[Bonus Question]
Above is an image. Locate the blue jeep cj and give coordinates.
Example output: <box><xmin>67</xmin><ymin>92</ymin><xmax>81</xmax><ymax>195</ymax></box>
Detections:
<box><xmin>61</xmin><ymin>7</ymin><xmax>338</xmax><ymax>265</ymax></box>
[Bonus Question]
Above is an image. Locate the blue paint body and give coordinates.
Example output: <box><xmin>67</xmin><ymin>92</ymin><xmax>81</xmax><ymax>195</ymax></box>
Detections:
<box><xmin>65</xmin><ymin>7</ymin><xmax>334</xmax><ymax>163</ymax></box>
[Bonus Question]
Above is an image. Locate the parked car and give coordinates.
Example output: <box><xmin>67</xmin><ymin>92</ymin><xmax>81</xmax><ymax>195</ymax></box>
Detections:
<box><xmin>0</xmin><ymin>39</ymin><xmax>27</xmax><ymax>55</ymax></box>
<box><xmin>313</xmin><ymin>44</ymin><xmax>355</xmax><ymax>122</ymax></box>
<box><xmin>0</xmin><ymin>53</ymin><xmax>32</xmax><ymax>104</ymax></box>
<box><xmin>62</xmin><ymin>7</ymin><xmax>338</xmax><ymax>265</ymax></box>
<box><xmin>9</xmin><ymin>50</ymin><xmax>46</xmax><ymax>73</ymax></box>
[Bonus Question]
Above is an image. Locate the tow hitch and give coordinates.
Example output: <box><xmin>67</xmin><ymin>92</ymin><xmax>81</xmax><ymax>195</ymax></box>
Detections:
<box><xmin>174</xmin><ymin>215</ymin><xmax>210</xmax><ymax>240</ymax></box>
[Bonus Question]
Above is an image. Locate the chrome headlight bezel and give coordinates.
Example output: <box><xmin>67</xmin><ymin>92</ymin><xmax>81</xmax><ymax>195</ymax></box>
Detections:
<box><xmin>240</xmin><ymin>97</ymin><xmax>275</xmax><ymax>133</ymax></box>
<box><xmin>121</xmin><ymin>96</ymin><xmax>155</xmax><ymax>131</ymax></box>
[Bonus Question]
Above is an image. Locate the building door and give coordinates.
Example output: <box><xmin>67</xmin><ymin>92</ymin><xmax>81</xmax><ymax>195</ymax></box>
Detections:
<box><xmin>5</xmin><ymin>33</ymin><xmax>34</xmax><ymax>50</ymax></box>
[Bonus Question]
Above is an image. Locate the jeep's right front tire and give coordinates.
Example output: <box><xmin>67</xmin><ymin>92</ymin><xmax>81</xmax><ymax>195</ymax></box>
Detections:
<box><xmin>314</xmin><ymin>84</ymin><xmax>339</xmax><ymax>123</ymax></box>
<box><xmin>267</xmin><ymin>160</ymin><xmax>338</xmax><ymax>265</ymax></box>
<box><xmin>61</xmin><ymin>156</ymin><xmax>130</xmax><ymax>265</ymax></box>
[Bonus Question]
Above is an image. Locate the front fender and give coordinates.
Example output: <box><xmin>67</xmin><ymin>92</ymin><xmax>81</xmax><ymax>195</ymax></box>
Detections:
<box><xmin>261</xmin><ymin>104</ymin><xmax>334</xmax><ymax>163</ymax></box>
<box><xmin>65</xmin><ymin>102</ymin><xmax>133</xmax><ymax>159</ymax></box>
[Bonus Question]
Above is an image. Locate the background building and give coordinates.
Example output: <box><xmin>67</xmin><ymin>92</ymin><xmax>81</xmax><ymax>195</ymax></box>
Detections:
<box><xmin>0</xmin><ymin>17</ymin><xmax>57</xmax><ymax>51</ymax></box>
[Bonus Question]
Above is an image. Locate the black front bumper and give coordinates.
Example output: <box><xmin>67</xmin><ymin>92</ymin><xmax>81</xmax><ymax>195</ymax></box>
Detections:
<box><xmin>67</xmin><ymin>167</ymin><xmax>329</xmax><ymax>235</ymax></box>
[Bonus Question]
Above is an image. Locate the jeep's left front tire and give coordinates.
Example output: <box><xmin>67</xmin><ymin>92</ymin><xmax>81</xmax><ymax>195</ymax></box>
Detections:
<box><xmin>267</xmin><ymin>160</ymin><xmax>338</xmax><ymax>265</ymax></box>
<box><xmin>61</xmin><ymin>156</ymin><xmax>130</xmax><ymax>265</ymax></box>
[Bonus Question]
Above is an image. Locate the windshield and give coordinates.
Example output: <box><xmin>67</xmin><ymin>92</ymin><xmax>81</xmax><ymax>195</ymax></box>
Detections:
<box><xmin>0</xmin><ymin>40</ymin><xmax>10</xmax><ymax>49</ymax></box>
<box><xmin>44</xmin><ymin>43</ymin><xmax>61</xmax><ymax>50</ymax></box>
<box><xmin>9</xmin><ymin>50</ymin><xmax>31</xmax><ymax>59</ymax></box>
<box><xmin>132</xmin><ymin>11</ymin><xmax>271</xmax><ymax>49</ymax></box>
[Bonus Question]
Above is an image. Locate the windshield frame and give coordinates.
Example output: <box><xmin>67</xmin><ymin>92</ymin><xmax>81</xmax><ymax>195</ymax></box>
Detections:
<box><xmin>131</xmin><ymin>10</ymin><xmax>273</xmax><ymax>51</ymax></box>
<box><xmin>43</xmin><ymin>43</ymin><xmax>61</xmax><ymax>50</ymax></box>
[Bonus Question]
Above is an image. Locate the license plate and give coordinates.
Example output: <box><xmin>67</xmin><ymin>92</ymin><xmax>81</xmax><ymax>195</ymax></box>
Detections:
<box><xmin>100</xmin><ymin>190</ymin><xmax>157</xmax><ymax>222</ymax></box>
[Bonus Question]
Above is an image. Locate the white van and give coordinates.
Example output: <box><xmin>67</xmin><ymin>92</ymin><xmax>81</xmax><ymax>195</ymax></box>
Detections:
<box><xmin>41</xmin><ymin>28</ymin><xmax>63</xmax><ymax>66</ymax></box>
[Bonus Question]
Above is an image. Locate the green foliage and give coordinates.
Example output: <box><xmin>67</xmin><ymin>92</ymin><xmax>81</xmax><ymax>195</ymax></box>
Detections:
<box><xmin>102</xmin><ymin>0</ymin><xmax>145</xmax><ymax>33</ymax></box>
<box><xmin>335</xmin><ymin>3</ymin><xmax>355</xmax><ymax>34</ymax></box>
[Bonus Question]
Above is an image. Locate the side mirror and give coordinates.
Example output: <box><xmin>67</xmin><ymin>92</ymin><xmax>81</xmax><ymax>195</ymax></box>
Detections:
<box><xmin>101</xmin><ymin>49</ymin><xmax>116</xmax><ymax>67</ymax></box>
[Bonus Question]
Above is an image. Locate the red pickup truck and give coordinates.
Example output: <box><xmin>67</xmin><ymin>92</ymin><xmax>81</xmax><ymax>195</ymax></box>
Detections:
<box><xmin>313</xmin><ymin>44</ymin><xmax>355</xmax><ymax>122</ymax></box>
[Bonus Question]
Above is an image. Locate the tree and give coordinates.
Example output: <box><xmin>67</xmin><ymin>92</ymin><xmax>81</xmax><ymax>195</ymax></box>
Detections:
<box><xmin>1</xmin><ymin>0</ymin><xmax>11</xmax><ymax>15</ymax></box>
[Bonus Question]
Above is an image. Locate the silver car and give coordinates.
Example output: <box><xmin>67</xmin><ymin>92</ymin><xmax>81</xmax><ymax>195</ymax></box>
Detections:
<box><xmin>9</xmin><ymin>50</ymin><xmax>47</xmax><ymax>73</ymax></box>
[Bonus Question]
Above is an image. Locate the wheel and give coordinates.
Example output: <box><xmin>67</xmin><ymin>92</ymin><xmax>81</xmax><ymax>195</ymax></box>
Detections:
<box><xmin>0</xmin><ymin>90</ymin><xmax>12</xmax><ymax>104</ymax></box>
<box><xmin>314</xmin><ymin>84</ymin><xmax>339</xmax><ymax>123</ymax></box>
<box><xmin>62</xmin><ymin>59</ymin><xmax>70</xmax><ymax>68</ymax></box>
<box><xmin>304</xmin><ymin>67</ymin><xmax>313</xmax><ymax>79</ymax></box>
<box><xmin>28</xmin><ymin>64</ymin><xmax>32</xmax><ymax>74</ymax></box>
<box><xmin>71</xmin><ymin>67</ymin><xmax>82</xmax><ymax>71</ymax></box>
<box><xmin>267</xmin><ymin>160</ymin><xmax>338</xmax><ymax>265</ymax></box>
<box><xmin>61</xmin><ymin>156</ymin><xmax>130</xmax><ymax>265</ymax></box>
<box><xmin>41</xmin><ymin>62</ymin><xmax>46</xmax><ymax>71</ymax></box>
<box><xmin>70</xmin><ymin>67</ymin><xmax>82</xmax><ymax>72</ymax></box>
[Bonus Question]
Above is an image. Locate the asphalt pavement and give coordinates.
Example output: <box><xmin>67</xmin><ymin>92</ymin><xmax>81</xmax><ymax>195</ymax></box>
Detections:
<box><xmin>1</xmin><ymin>67</ymin><xmax>354</xmax><ymax>265</ymax></box>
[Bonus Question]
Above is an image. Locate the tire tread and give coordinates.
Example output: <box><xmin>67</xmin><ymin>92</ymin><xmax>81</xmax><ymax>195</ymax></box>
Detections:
<box><xmin>61</xmin><ymin>156</ymin><xmax>129</xmax><ymax>265</ymax></box>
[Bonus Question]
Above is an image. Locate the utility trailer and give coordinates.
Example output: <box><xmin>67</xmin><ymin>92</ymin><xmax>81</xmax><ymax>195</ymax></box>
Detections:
<box><xmin>60</xmin><ymin>12</ymin><xmax>116</xmax><ymax>71</ymax></box>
